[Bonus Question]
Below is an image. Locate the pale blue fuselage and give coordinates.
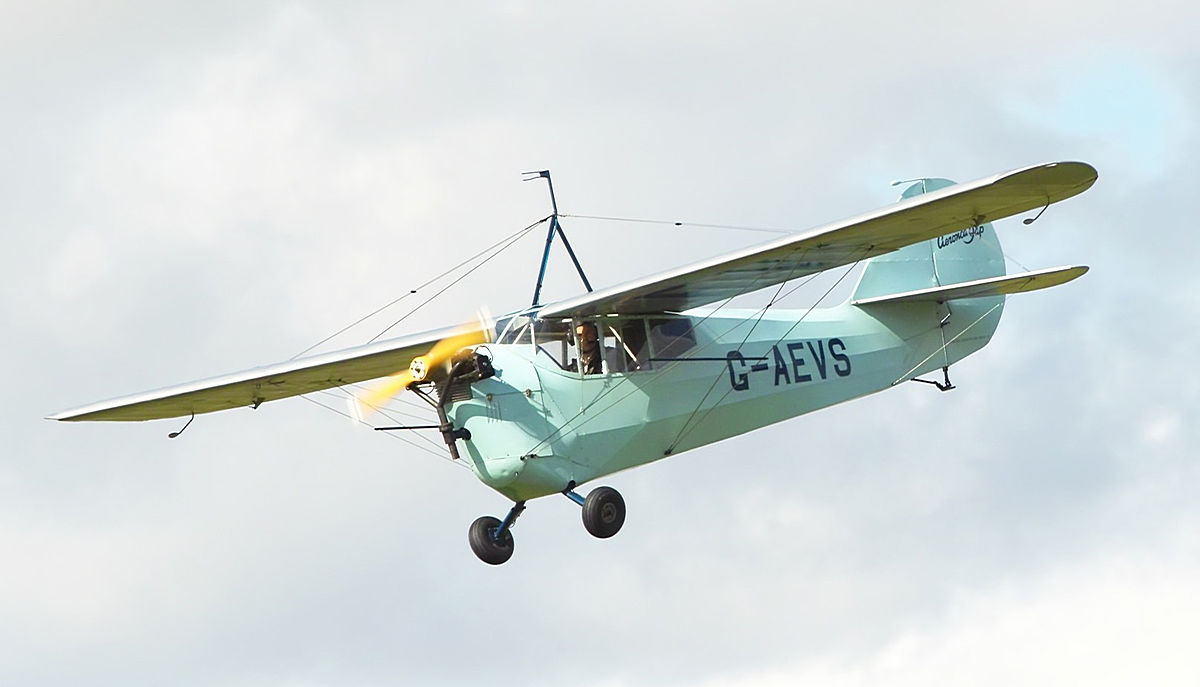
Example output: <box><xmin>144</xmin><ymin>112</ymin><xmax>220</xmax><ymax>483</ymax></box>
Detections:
<box><xmin>451</xmin><ymin>295</ymin><xmax>1003</xmax><ymax>502</ymax></box>
<box><xmin>452</xmin><ymin>177</ymin><xmax>1010</xmax><ymax>503</ymax></box>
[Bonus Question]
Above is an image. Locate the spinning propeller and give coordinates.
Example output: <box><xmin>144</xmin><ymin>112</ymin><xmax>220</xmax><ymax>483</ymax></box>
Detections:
<box><xmin>355</xmin><ymin>316</ymin><xmax>494</xmax><ymax>419</ymax></box>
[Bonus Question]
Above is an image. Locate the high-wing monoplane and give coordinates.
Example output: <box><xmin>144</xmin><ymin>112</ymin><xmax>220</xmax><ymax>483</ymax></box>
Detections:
<box><xmin>51</xmin><ymin>162</ymin><xmax>1097</xmax><ymax>564</ymax></box>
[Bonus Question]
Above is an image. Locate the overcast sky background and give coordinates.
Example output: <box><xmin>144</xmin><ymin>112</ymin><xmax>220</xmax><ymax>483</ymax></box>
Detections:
<box><xmin>4</xmin><ymin>2</ymin><xmax>1198</xmax><ymax>685</ymax></box>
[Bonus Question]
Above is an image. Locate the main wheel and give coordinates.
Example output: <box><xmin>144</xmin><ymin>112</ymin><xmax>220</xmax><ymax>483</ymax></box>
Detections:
<box><xmin>468</xmin><ymin>516</ymin><xmax>515</xmax><ymax>565</ymax></box>
<box><xmin>582</xmin><ymin>486</ymin><xmax>626</xmax><ymax>539</ymax></box>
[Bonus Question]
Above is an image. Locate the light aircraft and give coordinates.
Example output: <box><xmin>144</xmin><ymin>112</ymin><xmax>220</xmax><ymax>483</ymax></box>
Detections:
<box><xmin>50</xmin><ymin>162</ymin><xmax>1097</xmax><ymax>564</ymax></box>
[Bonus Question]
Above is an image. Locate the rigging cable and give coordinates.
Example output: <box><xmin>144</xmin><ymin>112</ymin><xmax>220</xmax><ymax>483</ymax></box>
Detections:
<box><xmin>311</xmin><ymin>388</ymin><xmax>436</xmax><ymax>426</ymax></box>
<box><xmin>890</xmin><ymin>300</ymin><xmax>1005</xmax><ymax>387</ymax></box>
<box><xmin>560</xmin><ymin>213</ymin><xmax>793</xmax><ymax>235</ymax></box>
<box><xmin>291</xmin><ymin>215</ymin><xmax>550</xmax><ymax>359</ymax></box>
<box><xmin>294</xmin><ymin>217</ymin><xmax>547</xmax><ymax>463</ymax></box>
<box><xmin>664</xmin><ymin>249</ymin><xmax>870</xmax><ymax>453</ymax></box>
<box><xmin>521</xmin><ymin>256</ymin><xmax>819</xmax><ymax>455</ymax></box>
<box><xmin>663</xmin><ymin>257</ymin><xmax>811</xmax><ymax>452</ymax></box>
<box><xmin>366</xmin><ymin>217</ymin><xmax>547</xmax><ymax>344</ymax></box>
<box><xmin>298</xmin><ymin>394</ymin><xmax>451</xmax><ymax>461</ymax></box>
<box><xmin>304</xmin><ymin>384</ymin><xmax>470</xmax><ymax>465</ymax></box>
<box><xmin>562</xmin><ymin>249</ymin><xmax>871</xmax><ymax>451</ymax></box>
<box><xmin>1003</xmin><ymin>250</ymin><xmax>1032</xmax><ymax>273</ymax></box>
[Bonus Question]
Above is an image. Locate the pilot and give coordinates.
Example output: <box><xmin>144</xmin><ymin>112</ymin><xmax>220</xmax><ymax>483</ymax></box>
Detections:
<box><xmin>575</xmin><ymin>322</ymin><xmax>603</xmax><ymax>375</ymax></box>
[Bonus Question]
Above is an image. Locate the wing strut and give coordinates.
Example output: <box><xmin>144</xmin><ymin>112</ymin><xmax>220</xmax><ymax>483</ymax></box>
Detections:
<box><xmin>524</xmin><ymin>170</ymin><xmax>593</xmax><ymax>306</ymax></box>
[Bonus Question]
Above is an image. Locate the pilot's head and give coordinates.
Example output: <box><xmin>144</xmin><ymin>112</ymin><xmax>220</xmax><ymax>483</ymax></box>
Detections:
<box><xmin>575</xmin><ymin>322</ymin><xmax>598</xmax><ymax>351</ymax></box>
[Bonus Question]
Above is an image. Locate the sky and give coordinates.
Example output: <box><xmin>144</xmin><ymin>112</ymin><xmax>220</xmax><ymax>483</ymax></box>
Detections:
<box><xmin>3</xmin><ymin>1</ymin><xmax>1198</xmax><ymax>685</ymax></box>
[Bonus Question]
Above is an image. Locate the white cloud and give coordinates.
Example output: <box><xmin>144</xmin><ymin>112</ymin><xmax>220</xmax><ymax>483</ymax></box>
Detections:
<box><xmin>1141</xmin><ymin>411</ymin><xmax>1183</xmax><ymax>445</ymax></box>
<box><xmin>700</xmin><ymin>551</ymin><xmax>1200</xmax><ymax>687</ymax></box>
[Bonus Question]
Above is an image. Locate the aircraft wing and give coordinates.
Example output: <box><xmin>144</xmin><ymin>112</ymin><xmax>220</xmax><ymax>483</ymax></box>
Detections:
<box><xmin>536</xmin><ymin>161</ymin><xmax>1097</xmax><ymax>318</ymax></box>
<box><xmin>49</xmin><ymin>322</ymin><xmax>474</xmax><ymax>422</ymax></box>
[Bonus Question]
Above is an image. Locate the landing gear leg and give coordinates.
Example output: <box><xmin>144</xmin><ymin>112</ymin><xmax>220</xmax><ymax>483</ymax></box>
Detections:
<box><xmin>468</xmin><ymin>500</ymin><xmax>525</xmax><ymax>565</ymax></box>
<box><xmin>563</xmin><ymin>482</ymin><xmax>626</xmax><ymax>539</ymax></box>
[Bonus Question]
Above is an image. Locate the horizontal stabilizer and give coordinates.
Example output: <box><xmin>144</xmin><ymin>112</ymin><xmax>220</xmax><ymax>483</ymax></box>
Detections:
<box><xmin>850</xmin><ymin>265</ymin><xmax>1089</xmax><ymax>306</ymax></box>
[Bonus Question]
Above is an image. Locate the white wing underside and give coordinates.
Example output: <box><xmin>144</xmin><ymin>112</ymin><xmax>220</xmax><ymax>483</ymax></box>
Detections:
<box><xmin>50</xmin><ymin>161</ymin><xmax>1096</xmax><ymax>423</ymax></box>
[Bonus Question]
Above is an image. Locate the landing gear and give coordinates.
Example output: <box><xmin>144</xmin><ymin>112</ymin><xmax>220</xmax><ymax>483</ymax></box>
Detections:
<box><xmin>564</xmin><ymin>484</ymin><xmax>626</xmax><ymax>539</ymax></box>
<box><xmin>468</xmin><ymin>516</ymin><xmax>513</xmax><ymax>565</ymax></box>
<box><xmin>468</xmin><ymin>500</ymin><xmax>525</xmax><ymax>565</ymax></box>
<box><xmin>468</xmin><ymin>486</ymin><xmax>627</xmax><ymax>564</ymax></box>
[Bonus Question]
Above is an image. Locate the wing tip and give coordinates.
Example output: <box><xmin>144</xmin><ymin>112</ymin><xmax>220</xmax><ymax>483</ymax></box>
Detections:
<box><xmin>1009</xmin><ymin>160</ymin><xmax>1099</xmax><ymax>197</ymax></box>
<box><xmin>1063</xmin><ymin>264</ymin><xmax>1090</xmax><ymax>281</ymax></box>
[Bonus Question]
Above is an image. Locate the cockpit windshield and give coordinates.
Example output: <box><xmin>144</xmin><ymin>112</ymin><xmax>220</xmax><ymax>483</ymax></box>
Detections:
<box><xmin>495</xmin><ymin>314</ymin><xmax>576</xmax><ymax>371</ymax></box>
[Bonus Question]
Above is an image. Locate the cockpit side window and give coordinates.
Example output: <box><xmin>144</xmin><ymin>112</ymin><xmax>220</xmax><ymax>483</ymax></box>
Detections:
<box><xmin>648</xmin><ymin>318</ymin><xmax>697</xmax><ymax>361</ymax></box>
<box><xmin>604</xmin><ymin>319</ymin><xmax>651</xmax><ymax>372</ymax></box>
<box><xmin>509</xmin><ymin>315</ymin><xmax>665</xmax><ymax>376</ymax></box>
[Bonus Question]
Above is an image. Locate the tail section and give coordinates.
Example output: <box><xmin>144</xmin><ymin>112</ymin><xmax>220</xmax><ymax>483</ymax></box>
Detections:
<box><xmin>850</xmin><ymin>177</ymin><xmax>1007</xmax><ymax>369</ymax></box>
<box><xmin>851</xmin><ymin>178</ymin><xmax>1007</xmax><ymax>301</ymax></box>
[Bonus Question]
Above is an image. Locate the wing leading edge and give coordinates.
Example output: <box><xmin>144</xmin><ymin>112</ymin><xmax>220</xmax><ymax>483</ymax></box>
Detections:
<box><xmin>49</xmin><ymin>322</ymin><xmax>478</xmax><ymax>422</ymax></box>
<box><xmin>535</xmin><ymin>161</ymin><xmax>1097</xmax><ymax>318</ymax></box>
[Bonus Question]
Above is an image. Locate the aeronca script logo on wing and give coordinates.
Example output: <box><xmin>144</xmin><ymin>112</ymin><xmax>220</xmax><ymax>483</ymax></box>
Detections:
<box><xmin>937</xmin><ymin>224</ymin><xmax>986</xmax><ymax>249</ymax></box>
<box><xmin>725</xmin><ymin>339</ymin><xmax>851</xmax><ymax>392</ymax></box>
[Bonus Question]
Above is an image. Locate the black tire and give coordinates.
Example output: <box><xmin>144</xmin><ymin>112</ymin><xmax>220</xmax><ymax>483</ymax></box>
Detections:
<box><xmin>582</xmin><ymin>486</ymin><xmax>626</xmax><ymax>539</ymax></box>
<box><xmin>468</xmin><ymin>516</ymin><xmax>515</xmax><ymax>565</ymax></box>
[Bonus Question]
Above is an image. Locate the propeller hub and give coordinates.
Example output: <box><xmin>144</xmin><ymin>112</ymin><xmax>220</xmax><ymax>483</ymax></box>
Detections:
<box><xmin>410</xmin><ymin>356</ymin><xmax>430</xmax><ymax>382</ymax></box>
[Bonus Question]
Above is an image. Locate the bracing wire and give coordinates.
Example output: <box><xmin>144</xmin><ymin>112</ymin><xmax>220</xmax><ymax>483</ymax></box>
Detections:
<box><xmin>521</xmin><ymin>252</ymin><xmax>828</xmax><ymax>455</ymax></box>
<box><xmin>561</xmin><ymin>213</ymin><xmax>794</xmax><ymax>235</ymax></box>
<box><xmin>664</xmin><ymin>251</ymin><xmax>869</xmax><ymax>453</ymax></box>
<box><xmin>519</xmin><ymin>279</ymin><xmax>772</xmax><ymax>455</ymax></box>
<box><xmin>663</xmin><ymin>258</ymin><xmax>811</xmax><ymax>452</ymax></box>
<box><xmin>304</xmin><ymin>385</ymin><xmax>473</xmax><ymax>465</ymax></box>
<box><xmin>311</xmin><ymin>388</ymin><xmax>434</xmax><ymax>425</ymax></box>
<box><xmin>293</xmin><ymin>207</ymin><xmax>843</xmax><ymax>458</ymax></box>
<box><xmin>286</xmin><ymin>216</ymin><xmax>549</xmax><ymax>465</ymax></box>
<box><xmin>298</xmin><ymin>394</ymin><xmax>450</xmax><ymax>460</ymax></box>
<box><xmin>338</xmin><ymin>381</ymin><xmax>435</xmax><ymax>414</ymax></box>
<box><xmin>1003</xmin><ymin>250</ymin><xmax>1032</xmax><ymax>273</ymax></box>
<box><xmin>365</xmin><ymin>217</ymin><xmax>547</xmax><ymax>344</ymax></box>
<box><xmin>890</xmin><ymin>301</ymin><xmax>1004</xmax><ymax>386</ymax></box>
<box><xmin>299</xmin><ymin>209</ymin><xmax>790</xmax><ymax>363</ymax></box>
<box><xmin>291</xmin><ymin>216</ymin><xmax>550</xmax><ymax>359</ymax></box>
